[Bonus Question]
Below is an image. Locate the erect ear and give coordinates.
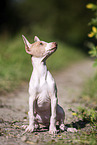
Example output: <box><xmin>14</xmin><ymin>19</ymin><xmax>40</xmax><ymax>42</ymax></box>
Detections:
<box><xmin>22</xmin><ymin>35</ymin><xmax>32</xmax><ymax>54</ymax></box>
<box><xmin>34</xmin><ymin>36</ymin><xmax>40</xmax><ymax>42</ymax></box>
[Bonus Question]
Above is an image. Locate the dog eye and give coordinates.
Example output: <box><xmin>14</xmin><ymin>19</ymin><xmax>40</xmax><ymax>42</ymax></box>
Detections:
<box><xmin>40</xmin><ymin>42</ymin><xmax>43</xmax><ymax>45</ymax></box>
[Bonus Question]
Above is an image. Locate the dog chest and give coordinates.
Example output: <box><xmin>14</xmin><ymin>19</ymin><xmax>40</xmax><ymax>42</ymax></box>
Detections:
<box><xmin>36</xmin><ymin>89</ymin><xmax>51</xmax><ymax>109</ymax></box>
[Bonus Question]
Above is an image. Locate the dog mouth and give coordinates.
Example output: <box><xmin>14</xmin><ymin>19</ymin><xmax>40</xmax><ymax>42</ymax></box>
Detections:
<box><xmin>49</xmin><ymin>46</ymin><xmax>57</xmax><ymax>53</ymax></box>
<box><xmin>42</xmin><ymin>43</ymin><xmax>57</xmax><ymax>61</ymax></box>
<box><xmin>46</xmin><ymin>43</ymin><xmax>57</xmax><ymax>56</ymax></box>
<box><xmin>48</xmin><ymin>42</ymin><xmax>57</xmax><ymax>53</ymax></box>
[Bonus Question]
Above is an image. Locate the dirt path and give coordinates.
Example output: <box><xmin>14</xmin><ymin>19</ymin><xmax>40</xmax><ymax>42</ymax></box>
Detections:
<box><xmin>0</xmin><ymin>59</ymin><xmax>96</xmax><ymax>145</ymax></box>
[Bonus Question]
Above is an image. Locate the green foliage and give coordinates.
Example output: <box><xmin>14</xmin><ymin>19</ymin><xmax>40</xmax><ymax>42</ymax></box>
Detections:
<box><xmin>86</xmin><ymin>3</ymin><xmax>97</xmax><ymax>26</ymax></box>
<box><xmin>86</xmin><ymin>3</ymin><xmax>97</xmax><ymax>66</ymax></box>
<box><xmin>69</xmin><ymin>107</ymin><xmax>97</xmax><ymax>124</ymax></box>
<box><xmin>69</xmin><ymin>107</ymin><xmax>97</xmax><ymax>144</ymax></box>
<box><xmin>86</xmin><ymin>3</ymin><xmax>97</xmax><ymax>10</ymax></box>
<box><xmin>88</xmin><ymin>43</ymin><xmax>97</xmax><ymax>57</ymax></box>
<box><xmin>83</xmin><ymin>2</ymin><xmax>97</xmax><ymax>108</ymax></box>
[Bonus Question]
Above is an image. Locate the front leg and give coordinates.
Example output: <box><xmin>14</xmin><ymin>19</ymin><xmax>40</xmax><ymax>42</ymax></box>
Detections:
<box><xmin>49</xmin><ymin>96</ymin><xmax>57</xmax><ymax>134</ymax></box>
<box><xmin>25</xmin><ymin>95</ymin><xmax>35</xmax><ymax>133</ymax></box>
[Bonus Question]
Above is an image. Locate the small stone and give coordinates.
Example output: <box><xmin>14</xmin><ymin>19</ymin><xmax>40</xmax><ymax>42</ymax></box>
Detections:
<box><xmin>21</xmin><ymin>136</ymin><xmax>27</xmax><ymax>142</ymax></box>
<box><xmin>26</xmin><ymin>141</ymin><xmax>35</xmax><ymax>144</ymax></box>
<box><xmin>6</xmin><ymin>136</ymin><xmax>9</xmax><ymax>139</ymax></box>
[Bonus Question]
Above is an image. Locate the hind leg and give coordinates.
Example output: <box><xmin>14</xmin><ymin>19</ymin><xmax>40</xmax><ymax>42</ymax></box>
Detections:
<box><xmin>57</xmin><ymin>104</ymin><xmax>65</xmax><ymax>131</ymax></box>
<box><xmin>59</xmin><ymin>119</ymin><xmax>65</xmax><ymax>131</ymax></box>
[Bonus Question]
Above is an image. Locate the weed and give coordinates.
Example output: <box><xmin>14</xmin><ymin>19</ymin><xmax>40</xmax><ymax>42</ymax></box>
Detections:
<box><xmin>69</xmin><ymin>107</ymin><xmax>97</xmax><ymax>125</ymax></box>
<box><xmin>86</xmin><ymin>3</ymin><xmax>97</xmax><ymax>66</ymax></box>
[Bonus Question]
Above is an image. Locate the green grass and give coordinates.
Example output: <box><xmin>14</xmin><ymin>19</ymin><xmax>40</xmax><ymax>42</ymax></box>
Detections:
<box><xmin>46</xmin><ymin>130</ymin><xmax>97</xmax><ymax>145</ymax></box>
<box><xmin>82</xmin><ymin>73</ymin><xmax>97</xmax><ymax>104</ymax></box>
<box><xmin>0</xmin><ymin>36</ymin><xmax>31</xmax><ymax>93</ymax></box>
<box><xmin>0</xmin><ymin>35</ymin><xmax>85</xmax><ymax>94</ymax></box>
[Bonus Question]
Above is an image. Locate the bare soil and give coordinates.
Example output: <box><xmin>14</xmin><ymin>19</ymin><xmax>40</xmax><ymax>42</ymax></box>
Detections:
<box><xmin>0</xmin><ymin>59</ymin><xmax>96</xmax><ymax>145</ymax></box>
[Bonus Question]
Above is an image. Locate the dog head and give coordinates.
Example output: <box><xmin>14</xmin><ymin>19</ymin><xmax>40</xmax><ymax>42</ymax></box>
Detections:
<box><xmin>22</xmin><ymin>35</ymin><xmax>57</xmax><ymax>60</ymax></box>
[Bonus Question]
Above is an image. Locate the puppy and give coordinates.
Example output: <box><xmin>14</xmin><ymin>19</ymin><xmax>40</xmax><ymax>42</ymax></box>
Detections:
<box><xmin>22</xmin><ymin>35</ymin><xmax>65</xmax><ymax>134</ymax></box>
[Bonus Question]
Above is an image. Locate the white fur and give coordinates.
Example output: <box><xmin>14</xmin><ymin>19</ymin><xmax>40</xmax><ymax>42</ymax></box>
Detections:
<box><xmin>23</xmin><ymin>36</ymin><xmax>65</xmax><ymax>134</ymax></box>
<box><xmin>45</xmin><ymin>43</ymin><xmax>52</xmax><ymax>51</ymax></box>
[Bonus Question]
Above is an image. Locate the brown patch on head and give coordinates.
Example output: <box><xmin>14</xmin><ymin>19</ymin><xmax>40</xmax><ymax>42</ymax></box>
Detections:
<box><xmin>29</xmin><ymin>41</ymin><xmax>47</xmax><ymax>57</ymax></box>
<box><xmin>22</xmin><ymin>35</ymin><xmax>57</xmax><ymax>59</ymax></box>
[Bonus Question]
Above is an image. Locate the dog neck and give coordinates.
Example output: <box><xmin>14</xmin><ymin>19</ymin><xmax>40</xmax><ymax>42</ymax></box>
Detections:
<box><xmin>31</xmin><ymin>57</ymin><xmax>47</xmax><ymax>78</ymax></box>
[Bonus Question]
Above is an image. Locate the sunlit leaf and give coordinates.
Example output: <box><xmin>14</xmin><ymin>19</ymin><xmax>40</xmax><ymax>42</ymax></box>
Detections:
<box><xmin>86</xmin><ymin>3</ymin><xmax>97</xmax><ymax>10</ymax></box>
<box><xmin>72</xmin><ymin>113</ymin><xmax>77</xmax><ymax>116</ymax></box>
<box><xmin>92</xmin><ymin>26</ymin><xmax>97</xmax><ymax>33</ymax></box>
<box><xmin>88</xmin><ymin>32</ymin><xmax>94</xmax><ymax>37</ymax></box>
<box><xmin>86</xmin><ymin>3</ymin><xmax>94</xmax><ymax>9</ymax></box>
<box><xmin>89</xmin><ymin>50</ymin><xmax>97</xmax><ymax>57</ymax></box>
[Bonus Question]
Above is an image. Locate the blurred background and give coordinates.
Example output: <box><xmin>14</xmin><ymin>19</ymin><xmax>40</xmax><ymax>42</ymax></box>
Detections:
<box><xmin>0</xmin><ymin>0</ymin><xmax>95</xmax><ymax>46</ymax></box>
<box><xmin>0</xmin><ymin>0</ymin><xmax>96</xmax><ymax>93</ymax></box>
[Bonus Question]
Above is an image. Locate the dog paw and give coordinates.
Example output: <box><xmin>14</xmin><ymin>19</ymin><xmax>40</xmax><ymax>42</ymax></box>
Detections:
<box><xmin>25</xmin><ymin>125</ymin><xmax>34</xmax><ymax>133</ymax></box>
<box><xmin>21</xmin><ymin>125</ymin><xmax>28</xmax><ymax>129</ymax></box>
<box><xmin>49</xmin><ymin>126</ymin><xmax>57</xmax><ymax>134</ymax></box>
<box><xmin>67</xmin><ymin>127</ymin><xmax>77</xmax><ymax>133</ymax></box>
<box><xmin>59</xmin><ymin>124</ymin><xmax>65</xmax><ymax>131</ymax></box>
<box><xmin>35</xmin><ymin>124</ymin><xmax>40</xmax><ymax>130</ymax></box>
